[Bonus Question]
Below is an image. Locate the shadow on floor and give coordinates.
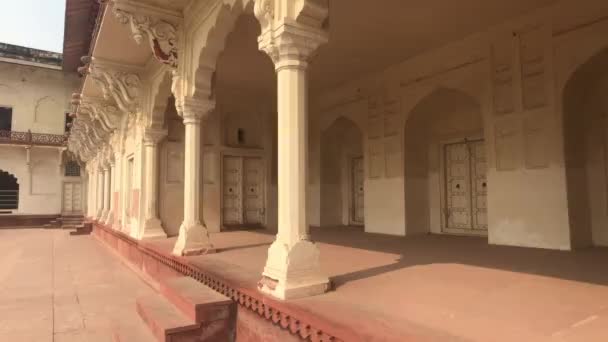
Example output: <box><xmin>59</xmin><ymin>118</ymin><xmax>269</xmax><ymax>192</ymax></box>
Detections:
<box><xmin>302</xmin><ymin>226</ymin><xmax>608</xmax><ymax>288</ymax></box>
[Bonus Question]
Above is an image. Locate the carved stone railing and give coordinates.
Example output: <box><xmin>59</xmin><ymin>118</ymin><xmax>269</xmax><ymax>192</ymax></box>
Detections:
<box><xmin>0</xmin><ymin>129</ymin><xmax>67</xmax><ymax>147</ymax></box>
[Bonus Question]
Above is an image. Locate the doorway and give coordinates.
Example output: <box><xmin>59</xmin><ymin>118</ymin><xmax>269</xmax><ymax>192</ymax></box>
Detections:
<box><xmin>442</xmin><ymin>139</ymin><xmax>487</xmax><ymax>233</ymax></box>
<box><xmin>222</xmin><ymin>155</ymin><xmax>265</xmax><ymax>229</ymax></box>
<box><xmin>62</xmin><ymin>182</ymin><xmax>82</xmax><ymax>214</ymax></box>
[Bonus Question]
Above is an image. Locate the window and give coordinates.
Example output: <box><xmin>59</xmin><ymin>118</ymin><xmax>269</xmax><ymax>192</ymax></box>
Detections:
<box><xmin>0</xmin><ymin>170</ymin><xmax>18</xmax><ymax>210</ymax></box>
<box><xmin>64</xmin><ymin>161</ymin><xmax>81</xmax><ymax>177</ymax></box>
<box><xmin>65</xmin><ymin>113</ymin><xmax>73</xmax><ymax>133</ymax></box>
<box><xmin>0</xmin><ymin>107</ymin><xmax>12</xmax><ymax>131</ymax></box>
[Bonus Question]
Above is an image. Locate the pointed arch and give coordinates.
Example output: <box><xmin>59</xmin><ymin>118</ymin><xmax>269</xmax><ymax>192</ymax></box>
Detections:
<box><xmin>403</xmin><ymin>87</ymin><xmax>485</xmax><ymax>236</ymax></box>
<box><xmin>562</xmin><ymin>47</ymin><xmax>608</xmax><ymax>248</ymax></box>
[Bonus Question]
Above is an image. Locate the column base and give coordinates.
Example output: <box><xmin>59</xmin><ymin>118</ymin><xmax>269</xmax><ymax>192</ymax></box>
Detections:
<box><xmin>103</xmin><ymin>211</ymin><xmax>114</xmax><ymax>227</ymax></box>
<box><xmin>95</xmin><ymin>209</ymin><xmax>104</xmax><ymax>222</ymax></box>
<box><xmin>257</xmin><ymin>239</ymin><xmax>330</xmax><ymax>300</ymax></box>
<box><xmin>172</xmin><ymin>221</ymin><xmax>215</xmax><ymax>256</ymax></box>
<box><xmin>140</xmin><ymin>218</ymin><xmax>167</xmax><ymax>240</ymax></box>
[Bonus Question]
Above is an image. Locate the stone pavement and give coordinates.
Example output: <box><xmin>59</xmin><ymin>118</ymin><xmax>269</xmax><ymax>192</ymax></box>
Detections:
<box><xmin>0</xmin><ymin>228</ymin><xmax>155</xmax><ymax>342</ymax></box>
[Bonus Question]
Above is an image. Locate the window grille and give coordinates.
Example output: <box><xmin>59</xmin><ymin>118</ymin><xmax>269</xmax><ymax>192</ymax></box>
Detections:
<box><xmin>65</xmin><ymin>161</ymin><xmax>81</xmax><ymax>177</ymax></box>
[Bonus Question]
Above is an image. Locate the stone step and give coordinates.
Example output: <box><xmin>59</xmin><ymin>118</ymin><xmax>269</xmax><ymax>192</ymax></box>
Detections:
<box><xmin>159</xmin><ymin>276</ymin><xmax>232</xmax><ymax>324</ymax></box>
<box><xmin>135</xmin><ymin>294</ymin><xmax>199</xmax><ymax>342</ymax></box>
<box><xmin>112</xmin><ymin>322</ymin><xmax>157</xmax><ymax>342</ymax></box>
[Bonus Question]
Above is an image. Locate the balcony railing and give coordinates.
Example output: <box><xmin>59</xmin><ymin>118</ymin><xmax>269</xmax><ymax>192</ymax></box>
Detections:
<box><xmin>0</xmin><ymin>129</ymin><xmax>67</xmax><ymax>147</ymax></box>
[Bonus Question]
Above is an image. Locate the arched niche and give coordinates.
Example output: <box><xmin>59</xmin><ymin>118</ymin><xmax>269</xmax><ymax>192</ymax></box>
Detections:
<box><xmin>562</xmin><ymin>47</ymin><xmax>608</xmax><ymax>248</ymax></box>
<box><xmin>404</xmin><ymin>87</ymin><xmax>485</xmax><ymax>236</ymax></box>
<box><xmin>320</xmin><ymin>116</ymin><xmax>364</xmax><ymax>227</ymax></box>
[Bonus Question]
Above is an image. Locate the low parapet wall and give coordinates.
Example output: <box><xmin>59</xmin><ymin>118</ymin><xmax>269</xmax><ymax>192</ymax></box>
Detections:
<box><xmin>90</xmin><ymin>222</ymin><xmax>353</xmax><ymax>342</ymax></box>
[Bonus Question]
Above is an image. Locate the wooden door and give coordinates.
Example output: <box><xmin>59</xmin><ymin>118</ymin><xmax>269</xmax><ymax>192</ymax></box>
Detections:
<box><xmin>444</xmin><ymin>142</ymin><xmax>472</xmax><ymax>229</ymax></box>
<box><xmin>63</xmin><ymin>182</ymin><xmax>74</xmax><ymax>213</ymax></box>
<box><xmin>470</xmin><ymin>141</ymin><xmax>488</xmax><ymax>230</ymax></box>
<box><xmin>222</xmin><ymin>156</ymin><xmax>242</xmax><ymax>225</ymax></box>
<box><xmin>243</xmin><ymin>157</ymin><xmax>264</xmax><ymax>225</ymax></box>
<box><xmin>63</xmin><ymin>182</ymin><xmax>82</xmax><ymax>214</ymax></box>
<box><xmin>351</xmin><ymin>157</ymin><xmax>365</xmax><ymax>224</ymax></box>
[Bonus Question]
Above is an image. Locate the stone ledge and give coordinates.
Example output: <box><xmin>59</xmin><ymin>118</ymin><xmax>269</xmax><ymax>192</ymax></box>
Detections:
<box><xmin>91</xmin><ymin>222</ymin><xmax>360</xmax><ymax>342</ymax></box>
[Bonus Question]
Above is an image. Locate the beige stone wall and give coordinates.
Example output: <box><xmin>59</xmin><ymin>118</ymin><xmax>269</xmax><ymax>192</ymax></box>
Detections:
<box><xmin>0</xmin><ymin>62</ymin><xmax>78</xmax><ymax>134</ymax></box>
<box><xmin>311</xmin><ymin>0</ymin><xmax>608</xmax><ymax>249</ymax></box>
<box><xmin>0</xmin><ymin>62</ymin><xmax>79</xmax><ymax>215</ymax></box>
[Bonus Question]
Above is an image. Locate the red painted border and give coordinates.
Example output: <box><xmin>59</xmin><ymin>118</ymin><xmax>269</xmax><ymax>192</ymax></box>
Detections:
<box><xmin>90</xmin><ymin>222</ymin><xmax>361</xmax><ymax>342</ymax></box>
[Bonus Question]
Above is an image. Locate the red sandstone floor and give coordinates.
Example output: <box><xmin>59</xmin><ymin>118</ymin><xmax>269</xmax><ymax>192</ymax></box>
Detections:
<box><xmin>0</xmin><ymin>228</ymin><xmax>155</xmax><ymax>341</ymax></box>
<box><xmin>146</xmin><ymin>227</ymin><xmax>608</xmax><ymax>341</ymax></box>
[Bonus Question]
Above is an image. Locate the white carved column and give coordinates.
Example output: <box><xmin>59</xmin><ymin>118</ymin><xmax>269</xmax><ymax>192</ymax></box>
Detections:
<box><xmin>104</xmin><ymin>157</ymin><xmax>116</xmax><ymax>226</ymax></box>
<box><xmin>113</xmin><ymin>151</ymin><xmax>123</xmax><ymax>230</ymax></box>
<box><xmin>87</xmin><ymin>166</ymin><xmax>96</xmax><ymax>218</ymax></box>
<box><xmin>172</xmin><ymin>99</ymin><xmax>214</xmax><ymax>256</ymax></box>
<box><xmin>96</xmin><ymin>166</ymin><xmax>104</xmax><ymax>220</ymax></box>
<box><xmin>141</xmin><ymin>129</ymin><xmax>168</xmax><ymax>239</ymax></box>
<box><xmin>101</xmin><ymin>164</ymin><xmax>111</xmax><ymax>222</ymax></box>
<box><xmin>256</xmin><ymin>19</ymin><xmax>330</xmax><ymax>299</ymax></box>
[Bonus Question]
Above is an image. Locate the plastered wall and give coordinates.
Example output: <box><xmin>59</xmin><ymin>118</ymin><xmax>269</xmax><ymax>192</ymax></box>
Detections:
<box><xmin>0</xmin><ymin>62</ymin><xmax>79</xmax><ymax>216</ymax></box>
<box><xmin>0</xmin><ymin>62</ymin><xmax>78</xmax><ymax>134</ymax></box>
<box><xmin>311</xmin><ymin>0</ymin><xmax>608</xmax><ymax>249</ymax></box>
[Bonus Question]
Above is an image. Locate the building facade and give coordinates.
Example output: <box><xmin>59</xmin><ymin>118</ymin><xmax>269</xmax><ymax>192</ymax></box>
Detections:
<box><xmin>0</xmin><ymin>44</ymin><xmax>82</xmax><ymax>219</ymax></box>
<box><xmin>68</xmin><ymin>0</ymin><xmax>608</xmax><ymax>301</ymax></box>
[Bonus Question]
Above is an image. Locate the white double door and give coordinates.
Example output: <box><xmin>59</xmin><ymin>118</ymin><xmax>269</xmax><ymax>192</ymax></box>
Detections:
<box><xmin>444</xmin><ymin>140</ymin><xmax>487</xmax><ymax>232</ymax></box>
<box><xmin>62</xmin><ymin>182</ymin><xmax>82</xmax><ymax>214</ymax></box>
<box><xmin>222</xmin><ymin>156</ymin><xmax>265</xmax><ymax>227</ymax></box>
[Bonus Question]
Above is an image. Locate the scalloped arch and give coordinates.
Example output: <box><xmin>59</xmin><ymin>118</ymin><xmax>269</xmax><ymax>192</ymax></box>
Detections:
<box><xmin>190</xmin><ymin>0</ymin><xmax>257</xmax><ymax>100</ymax></box>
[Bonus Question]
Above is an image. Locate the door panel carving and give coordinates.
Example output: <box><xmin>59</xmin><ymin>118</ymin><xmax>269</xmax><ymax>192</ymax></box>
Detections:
<box><xmin>444</xmin><ymin>140</ymin><xmax>487</xmax><ymax>232</ymax></box>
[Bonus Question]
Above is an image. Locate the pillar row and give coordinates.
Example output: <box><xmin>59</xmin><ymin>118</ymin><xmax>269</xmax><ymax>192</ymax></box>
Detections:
<box><xmin>100</xmin><ymin>165</ymin><xmax>111</xmax><ymax>222</ymax></box>
<box><xmin>104</xmin><ymin>158</ymin><xmax>116</xmax><ymax>226</ymax></box>
<box><xmin>96</xmin><ymin>166</ymin><xmax>104</xmax><ymax>220</ymax></box>
<box><xmin>172</xmin><ymin>99</ymin><xmax>214</xmax><ymax>256</ymax></box>
<box><xmin>140</xmin><ymin>128</ymin><xmax>168</xmax><ymax>239</ymax></box>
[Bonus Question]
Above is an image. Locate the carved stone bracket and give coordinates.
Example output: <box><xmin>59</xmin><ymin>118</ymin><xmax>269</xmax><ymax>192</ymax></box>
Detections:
<box><xmin>73</xmin><ymin>94</ymin><xmax>122</xmax><ymax>133</ymax></box>
<box><xmin>86</xmin><ymin>61</ymin><xmax>142</xmax><ymax>115</ymax></box>
<box><xmin>113</xmin><ymin>7</ymin><xmax>179</xmax><ymax>68</ymax></box>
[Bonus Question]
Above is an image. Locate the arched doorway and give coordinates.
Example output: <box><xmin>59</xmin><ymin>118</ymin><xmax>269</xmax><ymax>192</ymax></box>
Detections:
<box><xmin>320</xmin><ymin>117</ymin><xmax>364</xmax><ymax>227</ymax></box>
<box><xmin>404</xmin><ymin>88</ymin><xmax>486</xmax><ymax>235</ymax></box>
<box><xmin>159</xmin><ymin>96</ymin><xmax>185</xmax><ymax>237</ymax></box>
<box><xmin>214</xmin><ymin>12</ymin><xmax>277</xmax><ymax>231</ymax></box>
<box><xmin>0</xmin><ymin>170</ymin><xmax>19</xmax><ymax>211</ymax></box>
<box><xmin>563</xmin><ymin>48</ymin><xmax>608</xmax><ymax>248</ymax></box>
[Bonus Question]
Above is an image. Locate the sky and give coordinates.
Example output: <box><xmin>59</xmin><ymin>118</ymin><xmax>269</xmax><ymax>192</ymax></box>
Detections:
<box><xmin>0</xmin><ymin>0</ymin><xmax>66</xmax><ymax>53</ymax></box>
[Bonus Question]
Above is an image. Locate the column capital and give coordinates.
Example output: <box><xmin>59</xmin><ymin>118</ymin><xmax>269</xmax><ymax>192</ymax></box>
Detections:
<box><xmin>175</xmin><ymin>96</ymin><xmax>215</xmax><ymax>124</ymax></box>
<box><xmin>143</xmin><ymin>128</ymin><xmax>168</xmax><ymax>146</ymax></box>
<box><xmin>255</xmin><ymin>0</ymin><xmax>329</xmax><ymax>71</ymax></box>
<box><xmin>257</xmin><ymin>22</ymin><xmax>328</xmax><ymax>71</ymax></box>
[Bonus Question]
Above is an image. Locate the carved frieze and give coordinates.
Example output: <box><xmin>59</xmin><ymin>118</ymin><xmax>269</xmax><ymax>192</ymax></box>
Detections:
<box><xmin>519</xmin><ymin>26</ymin><xmax>547</xmax><ymax>111</ymax></box>
<box><xmin>491</xmin><ymin>33</ymin><xmax>515</xmax><ymax>115</ymax></box>
<box><xmin>367</xmin><ymin>90</ymin><xmax>402</xmax><ymax>179</ymax></box>
<box><xmin>87</xmin><ymin>62</ymin><xmax>141</xmax><ymax>115</ymax></box>
<box><xmin>494</xmin><ymin>118</ymin><xmax>522</xmax><ymax>171</ymax></box>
